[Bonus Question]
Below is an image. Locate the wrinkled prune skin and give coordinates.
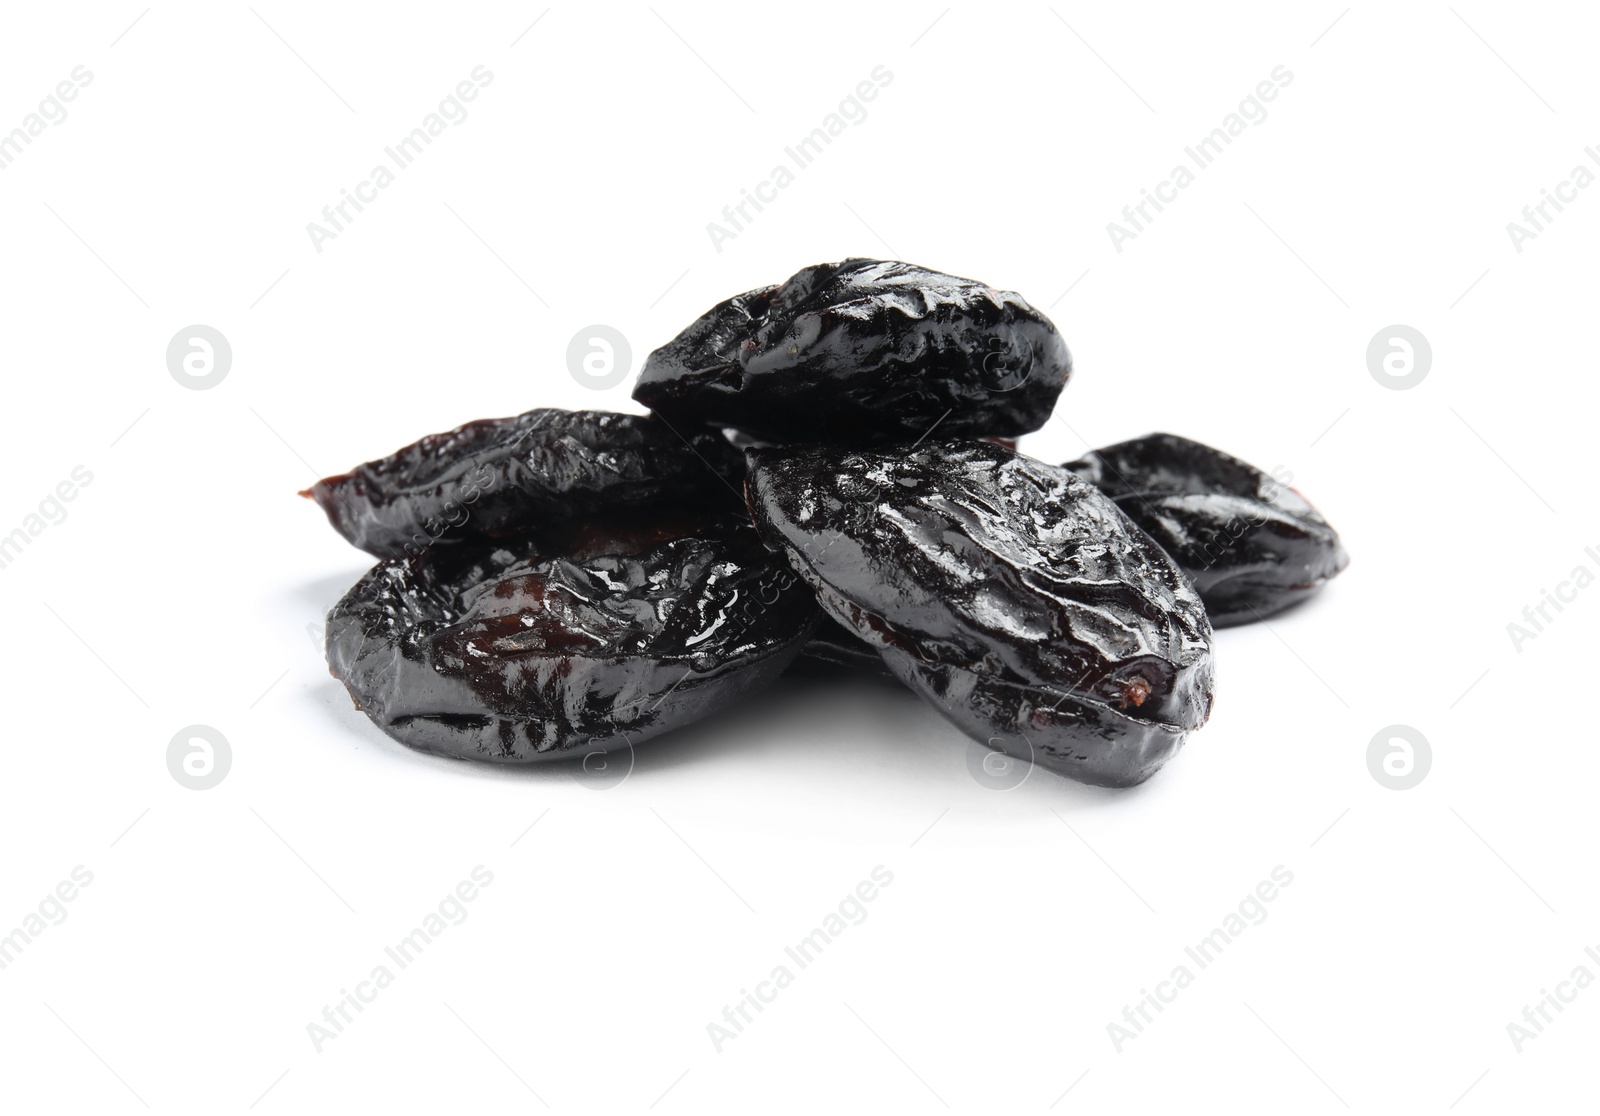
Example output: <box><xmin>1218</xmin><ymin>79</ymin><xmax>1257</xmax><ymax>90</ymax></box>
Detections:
<box><xmin>1064</xmin><ymin>433</ymin><xmax>1348</xmax><ymax>627</ymax></box>
<box><xmin>302</xmin><ymin>409</ymin><xmax>742</xmax><ymax>559</ymax></box>
<box><xmin>746</xmin><ymin>441</ymin><xmax>1214</xmax><ymax>787</ymax></box>
<box><xmin>634</xmin><ymin>259</ymin><xmax>1071</xmax><ymax>445</ymax></box>
<box><xmin>325</xmin><ymin>510</ymin><xmax>819</xmax><ymax>763</ymax></box>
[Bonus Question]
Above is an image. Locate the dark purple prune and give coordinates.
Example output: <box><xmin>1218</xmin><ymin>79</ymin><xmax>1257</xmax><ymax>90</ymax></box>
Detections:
<box><xmin>794</xmin><ymin>616</ymin><xmax>897</xmax><ymax>679</ymax></box>
<box><xmin>746</xmin><ymin>441</ymin><xmax>1214</xmax><ymax>788</ymax></box>
<box><xmin>1064</xmin><ymin>433</ymin><xmax>1348</xmax><ymax>627</ymax></box>
<box><xmin>634</xmin><ymin>259</ymin><xmax>1071</xmax><ymax>445</ymax></box>
<box><xmin>325</xmin><ymin>509</ymin><xmax>819</xmax><ymax>763</ymax></box>
<box><xmin>302</xmin><ymin>409</ymin><xmax>742</xmax><ymax>559</ymax></box>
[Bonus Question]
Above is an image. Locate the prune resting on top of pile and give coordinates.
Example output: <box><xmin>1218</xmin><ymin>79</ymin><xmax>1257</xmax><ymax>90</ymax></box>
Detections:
<box><xmin>633</xmin><ymin>258</ymin><xmax>1071</xmax><ymax>446</ymax></box>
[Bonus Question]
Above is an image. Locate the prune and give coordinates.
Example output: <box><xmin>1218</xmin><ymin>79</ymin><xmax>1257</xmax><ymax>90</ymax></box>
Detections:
<box><xmin>1064</xmin><ymin>433</ymin><xmax>1347</xmax><ymax>627</ymax></box>
<box><xmin>634</xmin><ymin>259</ymin><xmax>1071</xmax><ymax>445</ymax></box>
<box><xmin>746</xmin><ymin>440</ymin><xmax>1214</xmax><ymax>787</ymax></box>
<box><xmin>302</xmin><ymin>409</ymin><xmax>742</xmax><ymax>559</ymax></box>
<box><xmin>795</xmin><ymin>616</ymin><xmax>897</xmax><ymax>679</ymax></box>
<box><xmin>325</xmin><ymin>509</ymin><xmax>819</xmax><ymax>763</ymax></box>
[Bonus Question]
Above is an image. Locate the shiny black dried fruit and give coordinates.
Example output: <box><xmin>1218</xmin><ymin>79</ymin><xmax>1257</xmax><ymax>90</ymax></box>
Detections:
<box><xmin>1064</xmin><ymin>433</ymin><xmax>1348</xmax><ymax>627</ymax></box>
<box><xmin>794</xmin><ymin>616</ymin><xmax>897</xmax><ymax>679</ymax></box>
<box><xmin>326</xmin><ymin>510</ymin><xmax>819</xmax><ymax>763</ymax></box>
<box><xmin>302</xmin><ymin>409</ymin><xmax>742</xmax><ymax>559</ymax></box>
<box><xmin>634</xmin><ymin>259</ymin><xmax>1071</xmax><ymax>445</ymax></box>
<box><xmin>746</xmin><ymin>441</ymin><xmax>1214</xmax><ymax>787</ymax></box>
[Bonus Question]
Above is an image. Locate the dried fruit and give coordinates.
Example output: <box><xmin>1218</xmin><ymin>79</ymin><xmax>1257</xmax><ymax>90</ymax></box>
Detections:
<box><xmin>795</xmin><ymin>616</ymin><xmax>897</xmax><ymax>678</ymax></box>
<box><xmin>1064</xmin><ymin>433</ymin><xmax>1348</xmax><ymax>627</ymax></box>
<box><xmin>634</xmin><ymin>259</ymin><xmax>1070</xmax><ymax>445</ymax></box>
<box><xmin>746</xmin><ymin>440</ymin><xmax>1214</xmax><ymax>787</ymax></box>
<box><xmin>303</xmin><ymin>258</ymin><xmax>1346</xmax><ymax>789</ymax></box>
<box><xmin>302</xmin><ymin>409</ymin><xmax>742</xmax><ymax>559</ymax></box>
<box><xmin>325</xmin><ymin>509</ymin><xmax>819</xmax><ymax>763</ymax></box>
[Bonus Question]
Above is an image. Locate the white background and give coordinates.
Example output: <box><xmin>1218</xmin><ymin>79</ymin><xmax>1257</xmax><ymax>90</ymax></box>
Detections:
<box><xmin>0</xmin><ymin>2</ymin><xmax>1594</xmax><ymax>1112</ymax></box>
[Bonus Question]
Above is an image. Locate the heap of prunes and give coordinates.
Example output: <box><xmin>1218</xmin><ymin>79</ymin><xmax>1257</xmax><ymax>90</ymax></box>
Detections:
<box><xmin>306</xmin><ymin>259</ymin><xmax>1347</xmax><ymax>787</ymax></box>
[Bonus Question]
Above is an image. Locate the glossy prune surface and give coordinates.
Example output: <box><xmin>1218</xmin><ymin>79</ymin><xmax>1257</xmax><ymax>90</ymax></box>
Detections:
<box><xmin>1064</xmin><ymin>433</ymin><xmax>1348</xmax><ymax>627</ymax></box>
<box><xmin>746</xmin><ymin>441</ymin><xmax>1214</xmax><ymax>787</ymax></box>
<box><xmin>303</xmin><ymin>409</ymin><xmax>741</xmax><ymax>559</ymax></box>
<box><xmin>325</xmin><ymin>510</ymin><xmax>818</xmax><ymax>763</ymax></box>
<box><xmin>634</xmin><ymin>259</ymin><xmax>1071</xmax><ymax>445</ymax></box>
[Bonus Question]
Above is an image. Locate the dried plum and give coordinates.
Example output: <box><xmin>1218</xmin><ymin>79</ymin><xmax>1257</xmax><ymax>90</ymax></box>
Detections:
<box><xmin>634</xmin><ymin>259</ymin><xmax>1070</xmax><ymax>445</ymax></box>
<box><xmin>325</xmin><ymin>509</ymin><xmax>819</xmax><ymax>763</ymax></box>
<box><xmin>302</xmin><ymin>409</ymin><xmax>742</xmax><ymax>559</ymax></box>
<box><xmin>1064</xmin><ymin>433</ymin><xmax>1347</xmax><ymax>627</ymax></box>
<box><xmin>795</xmin><ymin>616</ymin><xmax>897</xmax><ymax>679</ymax></box>
<box><xmin>746</xmin><ymin>441</ymin><xmax>1214</xmax><ymax>787</ymax></box>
